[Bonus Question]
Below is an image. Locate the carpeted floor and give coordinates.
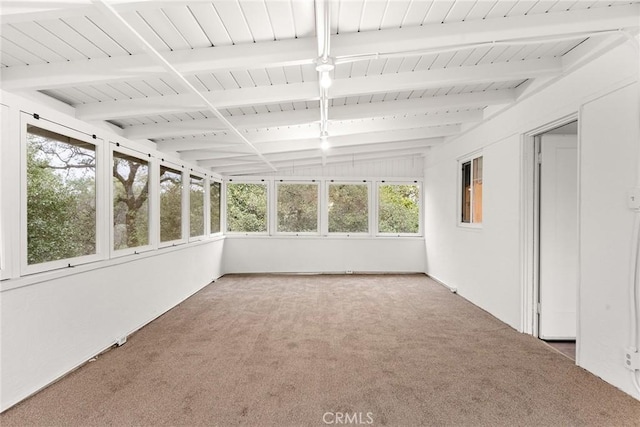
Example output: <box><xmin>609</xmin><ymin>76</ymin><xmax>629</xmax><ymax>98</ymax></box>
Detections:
<box><xmin>2</xmin><ymin>274</ymin><xmax>639</xmax><ymax>426</ymax></box>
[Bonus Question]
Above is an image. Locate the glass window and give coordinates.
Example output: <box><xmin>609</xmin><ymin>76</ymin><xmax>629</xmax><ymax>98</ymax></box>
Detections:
<box><xmin>378</xmin><ymin>184</ymin><xmax>420</xmax><ymax>234</ymax></box>
<box><xmin>226</xmin><ymin>182</ymin><xmax>268</xmax><ymax>233</ymax></box>
<box><xmin>461</xmin><ymin>155</ymin><xmax>483</xmax><ymax>224</ymax></box>
<box><xmin>328</xmin><ymin>183</ymin><xmax>369</xmax><ymax>233</ymax></box>
<box><xmin>277</xmin><ymin>183</ymin><xmax>319</xmax><ymax>233</ymax></box>
<box><xmin>26</xmin><ymin>125</ymin><xmax>97</xmax><ymax>265</ymax></box>
<box><xmin>113</xmin><ymin>152</ymin><xmax>149</xmax><ymax>250</ymax></box>
<box><xmin>210</xmin><ymin>181</ymin><xmax>221</xmax><ymax>234</ymax></box>
<box><xmin>189</xmin><ymin>175</ymin><xmax>205</xmax><ymax>237</ymax></box>
<box><xmin>159</xmin><ymin>166</ymin><xmax>183</xmax><ymax>242</ymax></box>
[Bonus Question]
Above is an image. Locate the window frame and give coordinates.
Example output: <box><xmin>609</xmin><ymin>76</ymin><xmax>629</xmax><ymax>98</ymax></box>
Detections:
<box><xmin>274</xmin><ymin>180</ymin><xmax>320</xmax><ymax>236</ymax></box>
<box><xmin>188</xmin><ymin>172</ymin><xmax>206</xmax><ymax>241</ymax></box>
<box><xmin>21</xmin><ymin>114</ymin><xmax>107</xmax><ymax>275</ymax></box>
<box><xmin>375</xmin><ymin>181</ymin><xmax>423</xmax><ymax>237</ymax></box>
<box><xmin>158</xmin><ymin>161</ymin><xmax>186</xmax><ymax>248</ymax></box>
<box><xmin>225</xmin><ymin>179</ymin><xmax>270</xmax><ymax>235</ymax></box>
<box><xmin>110</xmin><ymin>144</ymin><xmax>155</xmax><ymax>257</ymax></box>
<box><xmin>458</xmin><ymin>152</ymin><xmax>483</xmax><ymax>228</ymax></box>
<box><xmin>326</xmin><ymin>180</ymin><xmax>371</xmax><ymax>236</ymax></box>
<box><xmin>209</xmin><ymin>179</ymin><xmax>222</xmax><ymax>236</ymax></box>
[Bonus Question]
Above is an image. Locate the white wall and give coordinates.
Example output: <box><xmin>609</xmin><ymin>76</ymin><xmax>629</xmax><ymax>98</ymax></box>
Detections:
<box><xmin>579</xmin><ymin>82</ymin><xmax>640</xmax><ymax>399</ymax></box>
<box><xmin>0</xmin><ymin>91</ymin><xmax>226</xmax><ymax>411</ymax></box>
<box><xmin>0</xmin><ymin>240</ymin><xmax>224</xmax><ymax>411</ymax></box>
<box><xmin>424</xmin><ymin>40</ymin><xmax>639</xmax><ymax>398</ymax></box>
<box><xmin>224</xmin><ymin>237</ymin><xmax>426</xmax><ymax>273</ymax></box>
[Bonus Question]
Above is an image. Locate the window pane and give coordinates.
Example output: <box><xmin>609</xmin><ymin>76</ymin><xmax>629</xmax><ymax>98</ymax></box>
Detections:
<box><xmin>378</xmin><ymin>184</ymin><xmax>420</xmax><ymax>234</ymax></box>
<box><xmin>190</xmin><ymin>175</ymin><xmax>205</xmax><ymax>237</ymax></box>
<box><xmin>328</xmin><ymin>184</ymin><xmax>368</xmax><ymax>233</ymax></box>
<box><xmin>27</xmin><ymin>125</ymin><xmax>96</xmax><ymax>264</ymax></box>
<box><xmin>113</xmin><ymin>152</ymin><xmax>149</xmax><ymax>250</ymax></box>
<box><xmin>210</xmin><ymin>181</ymin><xmax>221</xmax><ymax>234</ymax></box>
<box><xmin>160</xmin><ymin>166</ymin><xmax>182</xmax><ymax>242</ymax></box>
<box><xmin>473</xmin><ymin>156</ymin><xmax>483</xmax><ymax>223</ymax></box>
<box><xmin>461</xmin><ymin>161</ymin><xmax>471</xmax><ymax>223</ymax></box>
<box><xmin>277</xmin><ymin>183</ymin><xmax>318</xmax><ymax>233</ymax></box>
<box><xmin>226</xmin><ymin>183</ymin><xmax>267</xmax><ymax>233</ymax></box>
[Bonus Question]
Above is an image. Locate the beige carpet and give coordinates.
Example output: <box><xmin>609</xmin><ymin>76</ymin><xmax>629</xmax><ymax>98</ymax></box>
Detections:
<box><xmin>2</xmin><ymin>274</ymin><xmax>639</xmax><ymax>426</ymax></box>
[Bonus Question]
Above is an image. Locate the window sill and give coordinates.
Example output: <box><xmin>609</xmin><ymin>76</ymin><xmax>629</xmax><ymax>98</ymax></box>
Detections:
<box><xmin>1</xmin><ymin>236</ymin><xmax>225</xmax><ymax>293</ymax></box>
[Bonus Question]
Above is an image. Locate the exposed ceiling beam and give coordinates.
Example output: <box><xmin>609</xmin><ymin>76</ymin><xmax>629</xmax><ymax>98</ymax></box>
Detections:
<box><xmin>122</xmin><ymin>90</ymin><xmax>513</xmax><ymax>140</ymax></box>
<box><xmin>77</xmin><ymin>59</ymin><xmax>551</xmax><ymax>121</ymax></box>
<box><xmin>3</xmin><ymin>4</ymin><xmax>638</xmax><ymax>91</ymax></box>
<box><xmin>90</xmin><ymin>0</ymin><xmax>277</xmax><ymax>172</ymax></box>
<box><xmin>214</xmin><ymin>149</ymin><xmax>427</xmax><ymax>176</ymax></box>
<box><xmin>197</xmin><ymin>139</ymin><xmax>439</xmax><ymax>168</ymax></box>
<box><xmin>167</xmin><ymin>126</ymin><xmax>459</xmax><ymax>158</ymax></box>
<box><xmin>126</xmin><ymin>109</ymin><xmax>481</xmax><ymax>142</ymax></box>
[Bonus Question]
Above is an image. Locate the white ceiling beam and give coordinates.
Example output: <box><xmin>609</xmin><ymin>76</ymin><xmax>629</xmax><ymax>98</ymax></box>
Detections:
<box><xmin>157</xmin><ymin>115</ymin><xmax>466</xmax><ymax>152</ymax></box>
<box><xmin>78</xmin><ymin>82</ymin><xmax>318</xmax><ymax>121</ymax></box>
<box><xmin>78</xmin><ymin>59</ymin><xmax>547</xmax><ymax>121</ymax></box>
<box><xmin>90</xmin><ymin>0</ymin><xmax>277</xmax><ymax>172</ymax></box>
<box><xmin>3</xmin><ymin>4</ymin><xmax>638</xmax><ymax>91</ymax></box>
<box><xmin>197</xmin><ymin>139</ymin><xmax>439</xmax><ymax>168</ymax></box>
<box><xmin>215</xmin><ymin>149</ymin><xmax>427</xmax><ymax>175</ymax></box>
<box><xmin>123</xmin><ymin>90</ymin><xmax>513</xmax><ymax>140</ymax></box>
<box><xmin>159</xmin><ymin>124</ymin><xmax>457</xmax><ymax>154</ymax></box>
<box><xmin>190</xmin><ymin>127</ymin><xmax>458</xmax><ymax>164</ymax></box>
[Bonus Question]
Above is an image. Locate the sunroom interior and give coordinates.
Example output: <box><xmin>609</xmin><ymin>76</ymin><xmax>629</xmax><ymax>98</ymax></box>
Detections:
<box><xmin>1</xmin><ymin>0</ymin><xmax>640</xmax><ymax>422</ymax></box>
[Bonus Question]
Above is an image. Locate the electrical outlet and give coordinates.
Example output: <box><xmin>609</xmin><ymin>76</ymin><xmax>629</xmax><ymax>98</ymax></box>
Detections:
<box><xmin>624</xmin><ymin>348</ymin><xmax>640</xmax><ymax>371</ymax></box>
<box><xmin>345</xmin><ymin>270</ymin><xmax>354</xmax><ymax>274</ymax></box>
<box><xmin>115</xmin><ymin>336</ymin><xmax>127</xmax><ymax>347</ymax></box>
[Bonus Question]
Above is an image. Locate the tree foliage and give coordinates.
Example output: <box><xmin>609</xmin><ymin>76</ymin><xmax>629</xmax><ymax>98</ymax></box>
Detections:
<box><xmin>277</xmin><ymin>184</ymin><xmax>318</xmax><ymax>232</ymax></box>
<box><xmin>160</xmin><ymin>166</ymin><xmax>183</xmax><ymax>242</ymax></box>
<box><xmin>210</xmin><ymin>182</ymin><xmax>221</xmax><ymax>233</ymax></box>
<box><xmin>328</xmin><ymin>184</ymin><xmax>368</xmax><ymax>233</ymax></box>
<box><xmin>26</xmin><ymin>132</ymin><xmax>96</xmax><ymax>265</ymax></box>
<box><xmin>190</xmin><ymin>176</ymin><xmax>205</xmax><ymax>237</ymax></box>
<box><xmin>113</xmin><ymin>154</ymin><xmax>149</xmax><ymax>249</ymax></box>
<box><xmin>226</xmin><ymin>183</ymin><xmax>267</xmax><ymax>232</ymax></box>
<box><xmin>378</xmin><ymin>184</ymin><xmax>420</xmax><ymax>234</ymax></box>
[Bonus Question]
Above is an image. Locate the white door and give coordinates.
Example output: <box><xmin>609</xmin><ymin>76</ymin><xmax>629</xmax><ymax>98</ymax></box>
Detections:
<box><xmin>539</xmin><ymin>134</ymin><xmax>578</xmax><ymax>340</ymax></box>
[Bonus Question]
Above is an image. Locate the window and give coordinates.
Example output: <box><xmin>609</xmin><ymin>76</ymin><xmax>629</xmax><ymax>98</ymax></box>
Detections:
<box><xmin>226</xmin><ymin>182</ymin><xmax>268</xmax><ymax>233</ymax></box>
<box><xmin>378</xmin><ymin>183</ymin><xmax>420</xmax><ymax>235</ymax></box>
<box><xmin>328</xmin><ymin>183</ymin><xmax>369</xmax><ymax>233</ymax></box>
<box><xmin>159</xmin><ymin>165</ymin><xmax>183</xmax><ymax>242</ymax></box>
<box><xmin>461</xmin><ymin>155</ymin><xmax>483</xmax><ymax>224</ymax></box>
<box><xmin>189</xmin><ymin>175</ymin><xmax>205</xmax><ymax>238</ymax></box>
<box><xmin>26</xmin><ymin>124</ymin><xmax>97</xmax><ymax>265</ymax></box>
<box><xmin>113</xmin><ymin>151</ymin><xmax>149</xmax><ymax>251</ymax></box>
<box><xmin>276</xmin><ymin>182</ymin><xmax>319</xmax><ymax>233</ymax></box>
<box><xmin>210</xmin><ymin>181</ymin><xmax>221</xmax><ymax>234</ymax></box>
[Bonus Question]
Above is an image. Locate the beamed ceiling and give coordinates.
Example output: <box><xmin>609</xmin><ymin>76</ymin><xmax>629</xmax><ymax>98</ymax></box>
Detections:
<box><xmin>1</xmin><ymin>0</ymin><xmax>639</xmax><ymax>175</ymax></box>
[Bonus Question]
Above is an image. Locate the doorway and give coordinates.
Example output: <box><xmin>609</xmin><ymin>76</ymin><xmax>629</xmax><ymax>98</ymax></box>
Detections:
<box><xmin>533</xmin><ymin>121</ymin><xmax>578</xmax><ymax>359</ymax></box>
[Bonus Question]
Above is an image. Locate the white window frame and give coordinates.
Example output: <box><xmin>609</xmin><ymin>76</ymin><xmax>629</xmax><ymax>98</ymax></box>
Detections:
<box><xmin>375</xmin><ymin>180</ymin><xmax>423</xmax><ymax>237</ymax></box>
<box><xmin>110</xmin><ymin>143</ymin><xmax>155</xmax><ymax>257</ymax></box>
<box><xmin>188</xmin><ymin>171</ymin><xmax>206</xmax><ymax>241</ymax></box>
<box><xmin>21</xmin><ymin>114</ymin><xmax>107</xmax><ymax>275</ymax></box>
<box><xmin>325</xmin><ymin>180</ymin><xmax>372</xmax><ymax>237</ymax></box>
<box><xmin>209</xmin><ymin>179</ymin><xmax>223</xmax><ymax>236</ymax></box>
<box><xmin>225</xmin><ymin>179</ymin><xmax>270</xmax><ymax>236</ymax></box>
<box><xmin>158</xmin><ymin>160</ymin><xmax>186</xmax><ymax>248</ymax></box>
<box><xmin>458</xmin><ymin>151</ymin><xmax>483</xmax><ymax>228</ymax></box>
<box><xmin>274</xmin><ymin>180</ymin><xmax>321</xmax><ymax>236</ymax></box>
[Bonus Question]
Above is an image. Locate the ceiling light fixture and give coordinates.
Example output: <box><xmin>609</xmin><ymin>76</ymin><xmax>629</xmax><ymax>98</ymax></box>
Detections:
<box><xmin>320</xmin><ymin>71</ymin><xmax>332</xmax><ymax>89</ymax></box>
<box><xmin>320</xmin><ymin>130</ymin><xmax>330</xmax><ymax>151</ymax></box>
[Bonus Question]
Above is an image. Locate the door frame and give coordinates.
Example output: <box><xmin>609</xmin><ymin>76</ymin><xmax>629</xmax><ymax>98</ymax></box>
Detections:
<box><xmin>520</xmin><ymin>113</ymin><xmax>579</xmax><ymax>346</ymax></box>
